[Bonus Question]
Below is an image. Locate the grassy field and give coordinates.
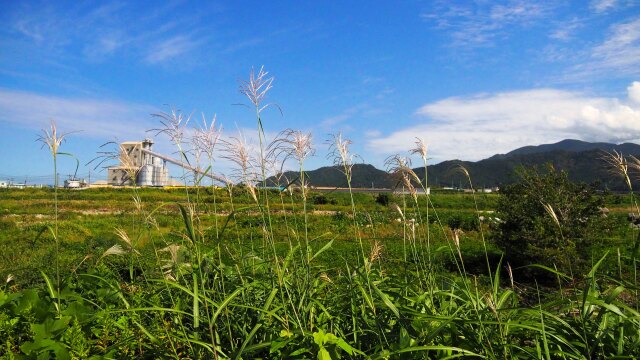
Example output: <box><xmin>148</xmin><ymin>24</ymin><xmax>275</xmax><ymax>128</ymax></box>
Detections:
<box><xmin>1</xmin><ymin>72</ymin><xmax>638</xmax><ymax>358</ymax></box>
<box><xmin>1</xmin><ymin>185</ymin><xmax>638</xmax><ymax>359</ymax></box>
<box><xmin>0</xmin><ymin>188</ymin><xmax>501</xmax><ymax>286</ymax></box>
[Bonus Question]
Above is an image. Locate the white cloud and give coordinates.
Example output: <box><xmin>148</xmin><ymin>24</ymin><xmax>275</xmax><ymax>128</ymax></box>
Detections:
<box><xmin>222</xmin><ymin>37</ymin><xmax>264</xmax><ymax>54</ymax></box>
<box><xmin>549</xmin><ymin>18</ymin><xmax>583</xmax><ymax>41</ymax></box>
<box><xmin>320</xmin><ymin>113</ymin><xmax>351</xmax><ymax>128</ymax></box>
<box><xmin>319</xmin><ymin>103</ymin><xmax>372</xmax><ymax>129</ymax></box>
<box><xmin>145</xmin><ymin>35</ymin><xmax>200</xmax><ymax>64</ymax></box>
<box><xmin>569</xmin><ymin>17</ymin><xmax>640</xmax><ymax>79</ymax></box>
<box><xmin>365</xmin><ymin>129</ymin><xmax>382</xmax><ymax>138</ymax></box>
<box><xmin>629</xmin><ymin>81</ymin><xmax>640</xmax><ymax>104</ymax></box>
<box><xmin>591</xmin><ymin>0</ymin><xmax>619</xmax><ymax>12</ymax></box>
<box><xmin>82</xmin><ymin>31</ymin><xmax>128</xmax><ymax>60</ymax></box>
<box><xmin>592</xmin><ymin>17</ymin><xmax>640</xmax><ymax>69</ymax></box>
<box><xmin>367</xmin><ymin>83</ymin><xmax>640</xmax><ymax>162</ymax></box>
<box><xmin>422</xmin><ymin>0</ymin><xmax>555</xmax><ymax>47</ymax></box>
<box><xmin>0</xmin><ymin>89</ymin><xmax>155</xmax><ymax>139</ymax></box>
<box><xmin>6</xmin><ymin>2</ymin><xmax>209</xmax><ymax>65</ymax></box>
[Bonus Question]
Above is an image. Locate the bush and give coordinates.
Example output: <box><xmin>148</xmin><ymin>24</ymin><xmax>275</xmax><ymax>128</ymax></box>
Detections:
<box><xmin>493</xmin><ymin>165</ymin><xmax>606</xmax><ymax>277</ymax></box>
<box><xmin>313</xmin><ymin>194</ymin><xmax>329</xmax><ymax>205</ymax></box>
<box><xmin>312</xmin><ymin>194</ymin><xmax>337</xmax><ymax>205</ymax></box>
<box><xmin>460</xmin><ymin>215</ymin><xmax>480</xmax><ymax>231</ymax></box>
<box><xmin>446</xmin><ymin>213</ymin><xmax>480</xmax><ymax>231</ymax></box>
<box><xmin>375</xmin><ymin>193</ymin><xmax>390</xmax><ymax>206</ymax></box>
<box><xmin>447</xmin><ymin>214</ymin><xmax>462</xmax><ymax>229</ymax></box>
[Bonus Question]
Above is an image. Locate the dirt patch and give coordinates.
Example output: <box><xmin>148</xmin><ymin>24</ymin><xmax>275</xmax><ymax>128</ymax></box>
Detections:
<box><xmin>312</xmin><ymin>210</ymin><xmax>338</xmax><ymax>215</ymax></box>
<box><xmin>76</xmin><ymin>209</ymin><xmax>123</xmax><ymax>215</ymax></box>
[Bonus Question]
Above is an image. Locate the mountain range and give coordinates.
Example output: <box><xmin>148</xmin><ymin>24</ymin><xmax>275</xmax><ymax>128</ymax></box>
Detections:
<box><xmin>268</xmin><ymin>139</ymin><xmax>640</xmax><ymax>191</ymax></box>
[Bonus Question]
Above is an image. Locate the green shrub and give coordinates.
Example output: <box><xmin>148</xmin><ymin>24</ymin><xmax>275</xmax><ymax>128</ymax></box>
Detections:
<box><xmin>312</xmin><ymin>194</ymin><xmax>329</xmax><ymax>205</ymax></box>
<box><xmin>374</xmin><ymin>193</ymin><xmax>390</xmax><ymax>206</ymax></box>
<box><xmin>493</xmin><ymin>165</ymin><xmax>606</xmax><ymax>277</ymax></box>
<box><xmin>447</xmin><ymin>214</ymin><xmax>462</xmax><ymax>229</ymax></box>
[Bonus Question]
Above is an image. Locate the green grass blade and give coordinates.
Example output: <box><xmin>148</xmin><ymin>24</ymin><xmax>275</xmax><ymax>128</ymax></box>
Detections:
<box><xmin>234</xmin><ymin>323</ymin><xmax>262</xmax><ymax>359</ymax></box>
<box><xmin>178</xmin><ymin>203</ymin><xmax>197</xmax><ymax>243</ymax></box>
<box><xmin>192</xmin><ymin>273</ymin><xmax>199</xmax><ymax>329</ymax></box>
<box><xmin>371</xmin><ymin>280</ymin><xmax>399</xmax><ymax>318</ymax></box>
<box><xmin>40</xmin><ymin>270</ymin><xmax>57</xmax><ymax>299</ymax></box>
<box><xmin>211</xmin><ymin>286</ymin><xmax>245</xmax><ymax>322</ymax></box>
<box><xmin>311</xmin><ymin>239</ymin><xmax>334</xmax><ymax>262</ymax></box>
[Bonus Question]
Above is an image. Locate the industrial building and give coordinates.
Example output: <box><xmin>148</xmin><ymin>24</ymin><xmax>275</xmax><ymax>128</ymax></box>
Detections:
<box><xmin>106</xmin><ymin>139</ymin><xmax>227</xmax><ymax>187</ymax></box>
<box><xmin>107</xmin><ymin>139</ymin><xmax>169</xmax><ymax>186</ymax></box>
<box><xmin>64</xmin><ymin>178</ymin><xmax>89</xmax><ymax>189</ymax></box>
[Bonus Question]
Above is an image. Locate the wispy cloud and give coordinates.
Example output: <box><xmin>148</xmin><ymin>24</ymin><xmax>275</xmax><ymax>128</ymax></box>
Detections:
<box><xmin>422</xmin><ymin>0</ymin><xmax>556</xmax><ymax>47</ymax></box>
<box><xmin>4</xmin><ymin>2</ymin><xmax>212</xmax><ymax>65</ymax></box>
<box><xmin>367</xmin><ymin>82</ymin><xmax>640</xmax><ymax>161</ymax></box>
<box><xmin>362</xmin><ymin>76</ymin><xmax>385</xmax><ymax>85</ymax></box>
<box><xmin>146</xmin><ymin>35</ymin><xmax>201</xmax><ymax>64</ymax></box>
<box><xmin>320</xmin><ymin>112</ymin><xmax>352</xmax><ymax>128</ymax></box>
<box><xmin>0</xmin><ymin>89</ymin><xmax>155</xmax><ymax>139</ymax></box>
<box><xmin>590</xmin><ymin>0</ymin><xmax>619</xmax><ymax>13</ymax></box>
<box><xmin>590</xmin><ymin>17</ymin><xmax>640</xmax><ymax>73</ymax></box>
<box><xmin>568</xmin><ymin>17</ymin><xmax>640</xmax><ymax>79</ymax></box>
<box><xmin>14</xmin><ymin>18</ymin><xmax>46</xmax><ymax>43</ymax></box>
<box><xmin>319</xmin><ymin>100</ymin><xmax>390</xmax><ymax>130</ymax></box>
<box><xmin>549</xmin><ymin>17</ymin><xmax>584</xmax><ymax>41</ymax></box>
<box><xmin>222</xmin><ymin>37</ymin><xmax>264</xmax><ymax>54</ymax></box>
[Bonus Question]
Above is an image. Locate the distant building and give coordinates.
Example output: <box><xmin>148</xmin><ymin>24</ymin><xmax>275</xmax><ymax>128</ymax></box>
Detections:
<box><xmin>106</xmin><ymin>139</ymin><xmax>227</xmax><ymax>187</ymax></box>
<box><xmin>0</xmin><ymin>180</ymin><xmax>7</xmax><ymax>188</ymax></box>
<box><xmin>107</xmin><ymin>139</ymin><xmax>169</xmax><ymax>186</ymax></box>
<box><xmin>64</xmin><ymin>178</ymin><xmax>88</xmax><ymax>189</ymax></box>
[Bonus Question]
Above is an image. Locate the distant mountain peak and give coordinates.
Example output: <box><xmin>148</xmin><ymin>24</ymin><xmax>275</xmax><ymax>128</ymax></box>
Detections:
<box><xmin>504</xmin><ymin>139</ymin><xmax>638</xmax><ymax>157</ymax></box>
<box><xmin>267</xmin><ymin>139</ymin><xmax>640</xmax><ymax>191</ymax></box>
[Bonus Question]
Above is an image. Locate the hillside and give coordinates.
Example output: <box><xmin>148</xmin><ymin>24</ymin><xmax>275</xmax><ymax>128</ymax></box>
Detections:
<box><xmin>420</xmin><ymin>140</ymin><xmax>640</xmax><ymax>190</ymax></box>
<box><xmin>268</xmin><ymin>163</ymin><xmax>394</xmax><ymax>188</ymax></box>
<box><xmin>268</xmin><ymin>140</ymin><xmax>640</xmax><ymax>191</ymax></box>
<box><xmin>488</xmin><ymin>139</ymin><xmax>640</xmax><ymax>159</ymax></box>
<box><xmin>418</xmin><ymin>149</ymin><xmax>628</xmax><ymax>190</ymax></box>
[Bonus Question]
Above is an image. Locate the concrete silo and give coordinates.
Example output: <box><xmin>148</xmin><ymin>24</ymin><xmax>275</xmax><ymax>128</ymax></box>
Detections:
<box><xmin>107</xmin><ymin>138</ymin><xmax>226</xmax><ymax>186</ymax></box>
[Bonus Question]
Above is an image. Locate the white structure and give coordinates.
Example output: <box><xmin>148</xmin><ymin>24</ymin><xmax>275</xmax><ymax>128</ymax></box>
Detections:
<box><xmin>64</xmin><ymin>179</ymin><xmax>88</xmax><ymax>189</ymax></box>
<box><xmin>106</xmin><ymin>139</ymin><xmax>226</xmax><ymax>186</ymax></box>
<box><xmin>107</xmin><ymin>139</ymin><xmax>169</xmax><ymax>186</ymax></box>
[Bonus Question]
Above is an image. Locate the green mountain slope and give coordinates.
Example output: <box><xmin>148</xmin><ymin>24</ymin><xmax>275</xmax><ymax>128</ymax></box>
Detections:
<box><xmin>268</xmin><ymin>163</ymin><xmax>394</xmax><ymax>188</ymax></box>
<box><xmin>419</xmin><ymin>140</ymin><xmax>640</xmax><ymax>190</ymax></box>
<box><xmin>267</xmin><ymin>140</ymin><xmax>640</xmax><ymax>191</ymax></box>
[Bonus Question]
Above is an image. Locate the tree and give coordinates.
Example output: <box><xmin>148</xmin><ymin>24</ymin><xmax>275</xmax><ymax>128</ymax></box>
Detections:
<box><xmin>493</xmin><ymin>165</ymin><xmax>605</xmax><ymax>278</ymax></box>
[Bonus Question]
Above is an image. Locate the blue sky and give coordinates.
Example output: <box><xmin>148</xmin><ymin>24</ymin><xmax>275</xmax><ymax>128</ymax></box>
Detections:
<box><xmin>1</xmin><ymin>0</ymin><xmax>639</xmax><ymax>184</ymax></box>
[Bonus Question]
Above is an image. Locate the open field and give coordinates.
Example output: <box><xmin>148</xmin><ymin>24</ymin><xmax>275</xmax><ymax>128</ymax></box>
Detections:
<box><xmin>4</xmin><ymin>0</ymin><xmax>640</xmax><ymax>357</ymax></box>
<box><xmin>1</xmin><ymin>185</ymin><xmax>639</xmax><ymax>359</ymax></box>
<box><xmin>0</xmin><ymin>188</ymin><xmax>502</xmax><ymax>285</ymax></box>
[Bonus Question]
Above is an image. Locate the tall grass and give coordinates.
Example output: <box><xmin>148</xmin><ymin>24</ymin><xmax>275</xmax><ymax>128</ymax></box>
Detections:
<box><xmin>36</xmin><ymin>120</ymin><xmax>75</xmax><ymax>316</ymax></box>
